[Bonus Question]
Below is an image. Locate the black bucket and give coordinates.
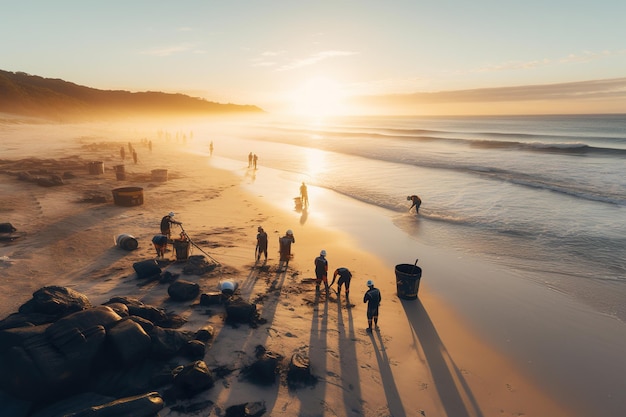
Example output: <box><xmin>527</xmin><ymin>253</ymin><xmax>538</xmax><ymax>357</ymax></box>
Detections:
<box><xmin>133</xmin><ymin>259</ymin><xmax>161</xmax><ymax>279</ymax></box>
<box><xmin>395</xmin><ymin>261</ymin><xmax>422</xmax><ymax>300</ymax></box>
<box><xmin>173</xmin><ymin>239</ymin><xmax>190</xmax><ymax>262</ymax></box>
<box><xmin>116</xmin><ymin>234</ymin><xmax>138</xmax><ymax>251</ymax></box>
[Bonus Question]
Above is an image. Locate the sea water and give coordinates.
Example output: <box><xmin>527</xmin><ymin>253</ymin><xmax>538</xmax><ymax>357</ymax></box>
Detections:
<box><xmin>192</xmin><ymin>114</ymin><xmax>626</xmax><ymax>322</ymax></box>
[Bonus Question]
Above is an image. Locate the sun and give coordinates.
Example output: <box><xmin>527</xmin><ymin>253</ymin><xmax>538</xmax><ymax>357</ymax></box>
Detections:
<box><xmin>289</xmin><ymin>77</ymin><xmax>347</xmax><ymax>117</ymax></box>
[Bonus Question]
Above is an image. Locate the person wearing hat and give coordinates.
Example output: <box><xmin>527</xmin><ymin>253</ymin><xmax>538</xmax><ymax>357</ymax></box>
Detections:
<box><xmin>363</xmin><ymin>279</ymin><xmax>382</xmax><ymax>333</ymax></box>
<box><xmin>314</xmin><ymin>249</ymin><xmax>329</xmax><ymax>293</ymax></box>
<box><xmin>160</xmin><ymin>212</ymin><xmax>182</xmax><ymax>240</ymax></box>
<box><xmin>278</xmin><ymin>229</ymin><xmax>295</xmax><ymax>270</ymax></box>
<box><xmin>256</xmin><ymin>226</ymin><xmax>268</xmax><ymax>262</ymax></box>
<box><xmin>332</xmin><ymin>267</ymin><xmax>352</xmax><ymax>297</ymax></box>
<box><xmin>407</xmin><ymin>195</ymin><xmax>422</xmax><ymax>214</ymax></box>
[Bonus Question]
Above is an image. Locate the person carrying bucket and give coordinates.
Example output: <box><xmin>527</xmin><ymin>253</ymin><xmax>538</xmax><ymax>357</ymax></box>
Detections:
<box><xmin>363</xmin><ymin>279</ymin><xmax>382</xmax><ymax>333</ymax></box>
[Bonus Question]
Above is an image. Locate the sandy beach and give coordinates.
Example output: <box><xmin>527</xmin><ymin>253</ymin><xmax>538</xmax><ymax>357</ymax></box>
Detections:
<box><xmin>0</xmin><ymin>118</ymin><xmax>584</xmax><ymax>417</ymax></box>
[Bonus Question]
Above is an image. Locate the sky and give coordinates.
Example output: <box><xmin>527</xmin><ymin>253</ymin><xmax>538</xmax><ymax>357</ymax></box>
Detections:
<box><xmin>1</xmin><ymin>1</ymin><xmax>626</xmax><ymax>116</ymax></box>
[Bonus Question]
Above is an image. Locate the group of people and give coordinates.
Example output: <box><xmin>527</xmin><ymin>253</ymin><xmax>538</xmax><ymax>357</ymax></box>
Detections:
<box><xmin>247</xmin><ymin>152</ymin><xmax>258</xmax><ymax>169</ymax></box>
<box><xmin>255</xmin><ymin>227</ymin><xmax>382</xmax><ymax>332</ymax></box>
<box><xmin>151</xmin><ymin>212</ymin><xmax>182</xmax><ymax>258</ymax></box>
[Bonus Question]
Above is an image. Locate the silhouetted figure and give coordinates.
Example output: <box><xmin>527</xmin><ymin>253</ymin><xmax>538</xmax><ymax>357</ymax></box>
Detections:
<box><xmin>148</xmin><ymin>140</ymin><xmax>152</xmax><ymax>152</ymax></box>
<box><xmin>278</xmin><ymin>229</ymin><xmax>295</xmax><ymax>270</ymax></box>
<box><xmin>256</xmin><ymin>226</ymin><xmax>268</xmax><ymax>262</ymax></box>
<box><xmin>407</xmin><ymin>195</ymin><xmax>421</xmax><ymax>214</ymax></box>
<box><xmin>120</xmin><ymin>146</ymin><xmax>125</xmax><ymax>160</ymax></box>
<box><xmin>314</xmin><ymin>249</ymin><xmax>328</xmax><ymax>293</ymax></box>
<box><xmin>300</xmin><ymin>182</ymin><xmax>309</xmax><ymax>207</ymax></box>
<box><xmin>333</xmin><ymin>267</ymin><xmax>352</xmax><ymax>297</ymax></box>
<box><xmin>363</xmin><ymin>280</ymin><xmax>381</xmax><ymax>333</ymax></box>
<box><xmin>248</xmin><ymin>152</ymin><xmax>253</xmax><ymax>167</ymax></box>
<box><xmin>209</xmin><ymin>141</ymin><xmax>214</xmax><ymax>156</ymax></box>
<box><xmin>253</xmin><ymin>154</ymin><xmax>258</xmax><ymax>169</ymax></box>
<box><xmin>132</xmin><ymin>150</ymin><xmax>138</xmax><ymax>164</ymax></box>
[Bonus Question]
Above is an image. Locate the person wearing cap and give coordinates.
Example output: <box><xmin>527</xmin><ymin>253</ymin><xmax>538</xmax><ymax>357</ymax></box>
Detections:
<box><xmin>332</xmin><ymin>267</ymin><xmax>352</xmax><ymax>297</ymax></box>
<box><xmin>278</xmin><ymin>229</ymin><xmax>295</xmax><ymax>270</ymax></box>
<box><xmin>314</xmin><ymin>249</ymin><xmax>329</xmax><ymax>293</ymax></box>
<box><xmin>407</xmin><ymin>195</ymin><xmax>422</xmax><ymax>214</ymax></box>
<box><xmin>256</xmin><ymin>226</ymin><xmax>268</xmax><ymax>262</ymax></box>
<box><xmin>363</xmin><ymin>279</ymin><xmax>382</xmax><ymax>333</ymax></box>
<box><xmin>160</xmin><ymin>212</ymin><xmax>182</xmax><ymax>240</ymax></box>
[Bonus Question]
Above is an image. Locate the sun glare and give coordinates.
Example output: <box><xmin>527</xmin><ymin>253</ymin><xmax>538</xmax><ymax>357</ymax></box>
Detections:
<box><xmin>290</xmin><ymin>77</ymin><xmax>347</xmax><ymax>117</ymax></box>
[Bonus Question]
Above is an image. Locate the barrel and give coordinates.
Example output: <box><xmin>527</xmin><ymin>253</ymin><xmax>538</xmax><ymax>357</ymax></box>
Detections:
<box><xmin>133</xmin><ymin>259</ymin><xmax>162</xmax><ymax>279</ymax></box>
<box><xmin>114</xmin><ymin>164</ymin><xmax>126</xmax><ymax>180</ymax></box>
<box><xmin>116</xmin><ymin>234</ymin><xmax>138</xmax><ymax>251</ymax></box>
<box><xmin>112</xmin><ymin>187</ymin><xmax>144</xmax><ymax>206</ymax></box>
<box><xmin>151</xmin><ymin>169</ymin><xmax>168</xmax><ymax>182</ymax></box>
<box><xmin>395</xmin><ymin>263</ymin><xmax>422</xmax><ymax>300</ymax></box>
<box><xmin>87</xmin><ymin>161</ymin><xmax>104</xmax><ymax>175</ymax></box>
<box><xmin>173</xmin><ymin>239</ymin><xmax>190</xmax><ymax>261</ymax></box>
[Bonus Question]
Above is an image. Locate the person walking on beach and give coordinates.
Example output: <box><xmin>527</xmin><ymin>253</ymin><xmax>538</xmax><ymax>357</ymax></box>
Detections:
<box><xmin>300</xmin><ymin>182</ymin><xmax>309</xmax><ymax>207</ymax></box>
<box><xmin>332</xmin><ymin>267</ymin><xmax>352</xmax><ymax>297</ymax></box>
<box><xmin>278</xmin><ymin>229</ymin><xmax>295</xmax><ymax>270</ymax></box>
<box><xmin>407</xmin><ymin>195</ymin><xmax>422</xmax><ymax>214</ymax></box>
<box><xmin>253</xmin><ymin>153</ymin><xmax>258</xmax><ymax>169</ymax></box>
<box><xmin>314</xmin><ymin>249</ymin><xmax>329</xmax><ymax>293</ymax></box>
<box><xmin>132</xmin><ymin>150</ymin><xmax>138</xmax><ymax>164</ymax></box>
<box><xmin>160</xmin><ymin>212</ymin><xmax>182</xmax><ymax>240</ymax></box>
<box><xmin>256</xmin><ymin>226</ymin><xmax>268</xmax><ymax>263</ymax></box>
<box><xmin>248</xmin><ymin>152</ymin><xmax>253</xmax><ymax>168</ymax></box>
<box><xmin>120</xmin><ymin>146</ymin><xmax>126</xmax><ymax>160</ymax></box>
<box><xmin>363</xmin><ymin>280</ymin><xmax>381</xmax><ymax>333</ymax></box>
<box><xmin>209</xmin><ymin>141</ymin><xmax>214</xmax><ymax>156</ymax></box>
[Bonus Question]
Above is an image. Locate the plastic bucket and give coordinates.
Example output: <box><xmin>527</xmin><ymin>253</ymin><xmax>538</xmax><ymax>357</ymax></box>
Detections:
<box><xmin>116</xmin><ymin>234</ymin><xmax>138</xmax><ymax>251</ymax></box>
<box><xmin>87</xmin><ymin>161</ymin><xmax>104</xmax><ymax>175</ymax></box>
<box><xmin>395</xmin><ymin>263</ymin><xmax>422</xmax><ymax>300</ymax></box>
<box><xmin>151</xmin><ymin>169</ymin><xmax>168</xmax><ymax>182</ymax></box>
<box><xmin>173</xmin><ymin>239</ymin><xmax>190</xmax><ymax>261</ymax></box>
<box><xmin>133</xmin><ymin>259</ymin><xmax>161</xmax><ymax>279</ymax></box>
<box><xmin>112</xmin><ymin>187</ymin><xmax>144</xmax><ymax>206</ymax></box>
<box><xmin>114</xmin><ymin>165</ymin><xmax>126</xmax><ymax>180</ymax></box>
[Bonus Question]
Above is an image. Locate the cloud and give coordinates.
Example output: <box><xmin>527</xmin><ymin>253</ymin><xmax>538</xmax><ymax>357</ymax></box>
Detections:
<box><xmin>140</xmin><ymin>43</ymin><xmax>196</xmax><ymax>57</ymax></box>
<box><xmin>276</xmin><ymin>50</ymin><xmax>358</xmax><ymax>71</ymax></box>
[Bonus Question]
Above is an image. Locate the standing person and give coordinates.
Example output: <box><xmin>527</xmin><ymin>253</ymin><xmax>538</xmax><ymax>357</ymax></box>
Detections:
<box><xmin>151</xmin><ymin>234</ymin><xmax>168</xmax><ymax>258</ymax></box>
<box><xmin>407</xmin><ymin>195</ymin><xmax>422</xmax><ymax>214</ymax></box>
<box><xmin>120</xmin><ymin>146</ymin><xmax>126</xmax><ymax>160</ymax></box>
<box><xmin>256</xmin><ymin>226</ymin><xmax>268</xmax><ymax>262</ymax></box>
<box><xmin>132</xmin><ymin>150</ymin><xmax>138</xmax><ymax>164</ymax></box>
<box><xmin>314</xmin><ymin>250</ymin><xmax>329</xmax><ymax>293</ymax></box>
<box><xmin>148</xmin><ymin>140</ymin><xmax>152</xmax><ymax>152</ymax></box>
<box><xmin>300</xmin><ymin>182</ymin><xmax>309</xmax><ymax>207</ymax></box>
<box><xmin>253</xmin><ymin>153</ymin><xmax>258</xmax><ymax>169</ymax></box>
<box><xmin>332</xmin><ymin>267</ymin><xmax>352</xmax><ymax>297</ymax></box>
<box><xmin>278</xmin><ymin>229</ymin><xmax>295</xmax><ymax>270</ymax></box>
<box><xmin>160</xmin><ymin>212</ymin><xmax>182</xmax><ymax>240</ymax></box>
<box><xmin>363</xmin><ymin>280</ymin><xmax>381</xmax><ymax>333</ymax></box>
<box><xmin>248</xmin><ymin>152</ymin><xmax>253</xmax><ymax>167</ymax></box>
<box><xmin>209</xmin><ymin>141</ymin><xmax>214</xmax><ymax>156</ymax></box>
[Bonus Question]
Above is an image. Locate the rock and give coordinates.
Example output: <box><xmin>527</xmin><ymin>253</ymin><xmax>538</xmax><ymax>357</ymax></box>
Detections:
<box><xmin>171</xmin><ymin>361</ymin><xmax>214</xmax><ymax>398</ymax></box>
<box><xmin>182</xmin><ymin>255</ymin><xmax>217</xmax><ymax>275</ymax></box>
<box><xmin>194</xmin><ymin>325</ymin><xmax>215</xmax><ymax>342</ymax></box>
<box><xmin>132</xmin><ymin>260</ymin><xmax>161</xmax><ymax>280</ymax></box>
<box><xmin>225</xmin><ymin>401</ymin><xmax>266</xmax><ymax>417</ymax></box>
<box><xmin>18</xmin><ymin>286</ymin><xmax>92</xmax><ymax>318</ymax></box>
<box><xmin>106</xmin><ymin>318</ymin><xmax>152</xmax><ymax>365</ymax></box>
<box><xmin>242</xmin><ymin>347</ymin><xmax>282</xmax><ymax>386</ymax></box>
<box><xmin>287</xmin><ymin>353</ymin><xmax>317</xmax><ymax>388</ymax></box>
<box><xmin>104</xmin><ymin>297</ymin><xmax>167</xmax><ymax>326</ymax></box>
<box><xmin>225</xmin><ymin>298</ymin><xmax>257</xmax><ymax>324</ymax></box>
<box><xmin>148</xmin><ymin>327</ymin><xmax>195</xmax><ymax>359</ymax></box>
<box><xmin>67</xmin><ymin>391</ymin><xmax>164</xmax><ymax>417</ymax></box>
<box><xmin>181</xmin><ymin>340</ymin><xmax>206</xmax><ymax>360</ymax></box>
<box><xmin>167</xmin><ymin>280</ymin><xmax>200</xmax><ymax>302</ymax></box>
<box><xmin>199</xmin><ymin>292</ymin><xmax>223</xmax><ymax>305</ymax></box>
<box><xmin>29</xmin><ymin>392</ymin><xmax>115</xmax><ymax>417</ymax></box>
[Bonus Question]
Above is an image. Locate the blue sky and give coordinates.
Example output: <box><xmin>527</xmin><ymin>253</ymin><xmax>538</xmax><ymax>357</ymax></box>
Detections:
<box><xmin>2</xmin><ymin>1</ymin><xmax>625</xmax><ymax>115</ymax></box>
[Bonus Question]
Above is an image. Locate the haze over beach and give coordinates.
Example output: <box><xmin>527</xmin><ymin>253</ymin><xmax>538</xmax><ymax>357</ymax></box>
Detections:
<box><xmin>1</xmin><ymin>2</ymin><xmax>626</xmax><ymax>417</ymax></box>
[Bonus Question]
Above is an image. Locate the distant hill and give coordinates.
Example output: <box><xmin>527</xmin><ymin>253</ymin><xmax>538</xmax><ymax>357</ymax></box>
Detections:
<box><xmin>0</xmin><ymin>69</ymin><xmax>264</xmax><ymax>120</ymax></box>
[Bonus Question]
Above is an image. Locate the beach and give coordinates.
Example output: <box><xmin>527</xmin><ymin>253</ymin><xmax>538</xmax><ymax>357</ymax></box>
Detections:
<box><xmin>0</xmin><ymin>117</ymin><xmax>619</xmax><ymax>417</ymax></box>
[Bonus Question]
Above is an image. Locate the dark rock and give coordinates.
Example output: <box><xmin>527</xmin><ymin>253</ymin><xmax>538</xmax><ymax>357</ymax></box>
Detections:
<box><xmin>194</xmin><ymin>325</ymin><xmax>215</xmax><ymax>342</ymax></box>
<box><xmin>287</xmin><ymin>352</ymin><xmax>317</xmax><ymax>389</ymax></box>
<box><xmin>106</xmin><ymin>318</ymin><xmax>152</xmax><ymax>366</ymax></box>
<box><xmin>200</xmin><ymin>292</ymin><xmax>223</xmax><ymax>306</ymax></box>
<box><xmin>0</xmin><ymin>223</ymin><xmax>17</xmax><ymax>233</ymax></box>
<box><xmin>242</xmin><ymin>347</ymin><xmax>282</xmax><ymax>386</ymax></box>
<box><xmin>167</xmin><ymin>280</ymin><xmax>200</xmax><ymax>302</ymax></box>
<box><xmin>181</xmin><ymin>340</ymin><xmax>206</xmax><ymax>360</ymax></box>
<box><xmin>225</xmin><ymin>298</ymin><xmax>257</xmax><ymax>324</ymax></box>
<box><xmin>225</xmin><ymin>401</ymin><xmax>266</xmax><ymax>417</ymax></box>
<box><xmin>182</xmin><ymin>255</ymin><xmax>217</xmax><ymax>275</ymax></box>
<box><xmin>29</xmin><ymin>392</ymin><xmax>115</xmax><ymax>417</ymax></box>
<box><xmin>103</xmin><ymin>302</ymin><xmax>129</xmax><ymax>318</ymax></box>
<box><xmin>171</xmin><ymin>361</ymin><xmax>214</xmax><ymax>398</ymax></box>
<box><xmin>104</xmin><ymin>297</ymin><xmax>167</xmax><ymax>326</ymax></box>
<box><xmin>18</xmin><ymin>286</ymin><xmax>92</xmax><ymax>318</ymax></box>
<box><xmin>67</xmin><ymin>391</ymin><xmax>164</xmax><ymax>417</ymax></box>
<box><xmin>132</xmin><ymin>260</ymin><xmax>162</xmax><ymax>280</ymax></box>
<box><xmin>148</xmin><ymin>327</ymin><xmax>195</xmax><ymax>359</ymax></box>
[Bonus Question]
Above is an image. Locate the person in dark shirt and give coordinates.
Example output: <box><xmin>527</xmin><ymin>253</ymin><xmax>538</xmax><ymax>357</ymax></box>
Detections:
<box><xmin>256</xmin><ymin>226</ymin><xmax>268</xmax><ymax>262</ymax></box>
<box><xmin>333</xmin><ymin>267</ymin><xmax>353</xmax><ymax>297</ymax></box>
<box><xmin>160</xmin><ymin>212</ymin><xmax>181</xmax><ymax>239</ymax></box>
<box><xmin>407</xmin><ymin>195</ymin><xmax>422</xmax><ymax>214</ymax></box>
<box><xmin>314</xmin><ymin>249</ymin><xmax>328</xmax><ymax>293</ymax></box>
<box><xmin>278</xmin><ymin>229</ymin><xmax>295</xmax><ymax>270</ymax></box>
<box><xmin>363</xmin><ymin>280</ymin><xmax>382</xmax><ymax>333</ymax></box>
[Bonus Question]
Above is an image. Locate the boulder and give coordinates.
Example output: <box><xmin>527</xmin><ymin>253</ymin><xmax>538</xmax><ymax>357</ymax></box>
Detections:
<box><xmin>148</xmin><ymin>327</ymin><xmax>195</xmax><ymax>359</ymax></box>
<box><xmin>171</xmin><ymin>361</ymin><xmax>214</xmax><ymax>398</ymax></box>
<box><xmin>167</xmin><ymin>280</ymin><xmax>200</xmax><ymax>302</ymax></box>
<box><xmin>225</xmin><ymin>298</ymin><xmax>257</xmax><ymax>324</ymax></box>
<box><xmin>104</xmin><ymin>297</ymin><xmax>167</xmax><ymax>326</ymax></box>
<box><xmin>287</xmin><ymin>352</ymin><xmax>317</xmax><ymax>388</ymax></box>
<box><xmin>67</xmin><ymin>391</ymin><xmax>164</xmax><ymax>417</ymax></box>
<box><xmin>181</xmin><ymin>340</ymin><xmax>206</xmax><ymax>360</ymax></box>
<box><xmin>225</xmin><ymin>401</ymin><xmax>266</xmax><ymax>417</ymax></box>
<box><xmin>106</xmin><ymin>318</ymin><xmax>152</xmax><ymax>365</ymax></box>
<box><xmin>18</xmin><ymin>286</ymin><xmax>92</xmax><ymax>318</ymax></box>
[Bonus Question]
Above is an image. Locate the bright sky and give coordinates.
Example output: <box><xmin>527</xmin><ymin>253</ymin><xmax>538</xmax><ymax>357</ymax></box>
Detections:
<box><xmin>2</xmin><ymin>1</ymin><xmax>625</xmax><ymax>116</ymax></box>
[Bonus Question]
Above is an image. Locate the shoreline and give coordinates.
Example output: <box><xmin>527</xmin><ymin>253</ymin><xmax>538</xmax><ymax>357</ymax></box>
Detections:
<box><xmin>0</xmin><ymin>120</ymin><xmax>610</xmax><ymax>416</ymax></box>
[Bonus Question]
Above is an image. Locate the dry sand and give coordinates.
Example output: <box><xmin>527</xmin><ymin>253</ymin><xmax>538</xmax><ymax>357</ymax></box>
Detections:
<box><xmin>0</xmin><ymin>118</ymin><xmax>578</xmax><ymax>417</ymax></box>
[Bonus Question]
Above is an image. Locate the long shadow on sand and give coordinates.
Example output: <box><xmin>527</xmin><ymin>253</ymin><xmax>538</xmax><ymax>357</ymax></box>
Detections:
<box><xmin>402</xmin><ymin>299</ymin><xmax>484</xmax><ymax>417</ymax></box>
<box><xmin>370</xmin><ymin>330</ymin><xmax>406</xmax><ymax>417</ymax></box>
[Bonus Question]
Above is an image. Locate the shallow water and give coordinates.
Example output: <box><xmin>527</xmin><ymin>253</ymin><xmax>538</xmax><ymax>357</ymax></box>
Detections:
<box><xmin>188</xmin><ymin>114</ymin><xmax>626</xmax><ymax>322</ymax></box>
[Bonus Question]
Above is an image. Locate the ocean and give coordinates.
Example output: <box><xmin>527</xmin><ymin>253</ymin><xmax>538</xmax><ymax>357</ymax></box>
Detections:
<box><xmin>190</xmin><ymin>113</ymin><xmax>626</xmax><ymax>322</ymax></box>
